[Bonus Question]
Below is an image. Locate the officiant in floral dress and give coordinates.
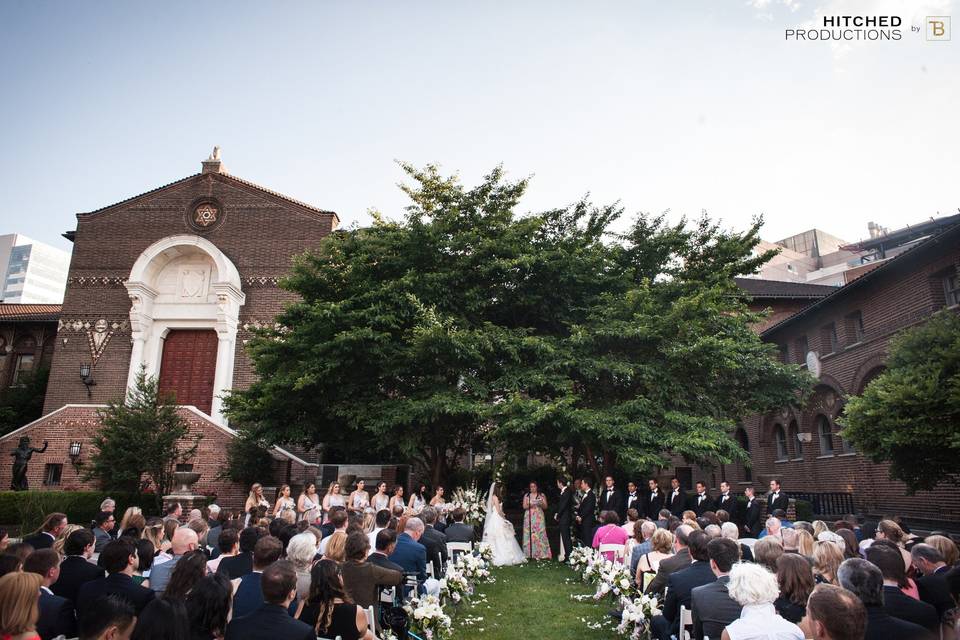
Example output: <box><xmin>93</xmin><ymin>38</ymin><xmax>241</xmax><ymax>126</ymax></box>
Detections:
<box><xmin>522</xmin><ymin>481</ymin><xmax>552</xmax><ymax>559</ymax></box>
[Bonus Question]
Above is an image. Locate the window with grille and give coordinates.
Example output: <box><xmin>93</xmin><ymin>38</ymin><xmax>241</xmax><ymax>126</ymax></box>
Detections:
<box><xmin>818</xmin><ymin>415</ymin><xmax>834</xmax><ymax>455</ymax></box>
<box><xmin>43</xmin><ymin>463</ymin><xmax>62</xmax><ymax>486</ymax></box>
<box><xmin>945</xmin><ymin>268</ymin><xmax>960</xmax><ymax>307</ymax></box>
<box><xmin>775</xmin><ymin>425</ymin><xmax>789</xmax><ymax>461</ymax></box>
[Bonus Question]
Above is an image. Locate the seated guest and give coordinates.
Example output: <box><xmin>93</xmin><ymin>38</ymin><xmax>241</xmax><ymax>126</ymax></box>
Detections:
<box><xmin>813</xmin><ymin>540</ymin><xmax>843</xmax><ymax>585</ymax></box>
<box><xmin>656</xmin><ymin>509</ymin><xmax>671</xmax><ymax>529</ymax></box>
<box><xmin>0</xmin><ymin>572</ymin><xmax>44</xmax><ymax>640</ymax></box>
<box><xmin>323</xmin><ymin>531</ymin><xmax>347</xmax><ymax>563</ymax></box>
<box><xmin>774</xmin><ymin>553</ymin><xmax>814</xmax><ymax>624</ymax></box>
<box><xmin>865</xmin><ymin>544</ymin><xmax>938</xmax><ymax>632</ymax></box>
<box><xmin>163</xmin><ymin>549</ymin><xmax>208</xmax><ymax>599</ymax></box>
<box><xmin>645</xmin><ymin>525</ymin><xmax>690</xmax><ymax>596</ymax></box>
<box><xmin>836</xmin><ymin>529</ymin><xmax>859</xmax><ymax>559</ymax></box>
<box><xmin>320</xmin><ymin>507</ymin><xmax>347</xmax><ymax>540</ymax></box>
<box><xmin>286</xmin><ymin>532</ymin><xmax>318</xmax><ymax>602</ymax></box>
<box><xmin>367</xmin><ymin>510</ymin><xmax>393</xmax><ymax>550</ymax></box>
<box><xmin>443</xmin><ymin>508</ymin><xmax>476</xmax><ymax>544</ymax></box>
<box><xmin>131</xmin><ymin>598</ymin><xmax>189</xmax><ymax>640</ymax></box>
<box><xmin>924</xmin><ymin>535</ymin><xmax>958</xmax><ymax>568</ymax></box>
<box><xmin>795</xmin><ymin>529</ymin><xmax>814</xmax><ymax>557</ymax></box>
<box><xmin>23</xmin><ymin>549</ymin><xmax>76</xmax><ymax>640</ymax></box>
<box><xmin>297</xmin><ymin>559</ymin><xmax>375</xmax><ymax>640</ymax></box>
<box><xmin>148</xmin><ymin>527</ymin><xmax>199</xmax><ymax>594</ymax></box>
<box><xmin>93</xmin><ymin>512</ymin><xmax>116</xmax><ymax>553</ymax></box>
<box><xmin>369</xmin><ymin>529</ymin><xmax>403</xmax><ymax>572</ymax></box>
<box><xmin>217</xmin><ymin>527</ymin><xmax>260</xmax><ymax>579</ymax></box>
<box><xmin>636</xmin><ymin>527</ymin><xmax>674</xmax><ymax>591</ymax></box>
<box><xmin>22</xmin><ymin>513</ymin><xmax>68</xmax><ymax>551</ymax></box>
<box><xmin>759</xmin><ymin>516</ymin><xmax>781</xmax><ymax>539</ymax></box>
<box><xmin>753</xmin><ymin>536</ymin><xmax>783</xmax><ymax>573</ymax></box>
<box><xmin>802</xmin><ymin>583</ymin><xmax>867</xmax><ymax>640</ymax></box>
<box><xmin>319</xmin><ymin>510</ymin><xmax>349</xmax><ymax>555</ymax></box>
<box><xmin>691</xmin><ymin>537</ymin><xmax>742</xmax><ymax>640</ymax></box>
<box><xmin>207</xmin><ymin>528</ymin><xmax>238</xmax><ymax>575</ymax></box>
<box><xmin>418</xmin><ymin>507</ymin><xmax>448</xmax><ymax>574</ymax></box>
<box><xmin>185</xmin><ymin>574</ymin><xmax>232</xmax><ymax>640</ymax></box>
<box><xmin>76</xmin><ymin>594</ymin><xmax>135</xmax><ymax>640</ymax></box>
<box><xmin>52</xmin><ymin>528</ymin><xmax>105</xmax><ymax>603</ymax></box>
<box><xmin>132</xmin><ymin>540</ymin><xmax>154</xmax><ymax>587</ymax></box>
<box><xmin>837</xmin><ymin>557</ymin><xmax>933</xmax><ymax>640</ymax></box>
<box><xmin>875</xmin><ymin>520</ymin><xmax>912</xmax><ymax>570</ymax></box>
<box><xmin>592</xmin><ymin>510</ymin><xmax>629</xmax><ymax>562</ymax></box>
<box><xmin>77</xmin><ymin>538</ymin><xmax>156</xmax><ymax>615</ymax></box>
<box><xmin>651</xmin><ymin>530</ymin><xmax>715</xmax><ymax>640</ymax></box>
<box><xmin>340</xmin><ymin>531</ymin><xmax>403</xmax><ymax>621</ymax></box>
<box><xmin>233</xmin><ymin>536</ymin><xmax>296</xmax><ymax>619</ymax></box>
<box><xmin>630</xmin><ymin>520</ymin><xmax>657</xmax><ymax>579</ymax></box>
<box><xmin>720</xmin><ymin>522</ymin><xmax>752</xmax><ymax>562</ymax></box>
<box><xmin>781</xmin><ymin>528</ymin><xmax>800</xmax><ymax>553</ymax></box>
<box><xmin>910</xmin><ymin>543</ymin><xmax>954</xmax><ymax>621</ymax></box>
<box><xmin>389</xmin><ymin>518</ymin><xmax>438</xmax><ymax>595</ymax></box>
<box><xmin>721</xmin><ymin>562</ymin><xmax>804</xmax><ymax>640</ymax></box>
<box><xmin>622</xmin><ymin>508</ymin><xmax>642</xmax><ymax>538</ymax></box>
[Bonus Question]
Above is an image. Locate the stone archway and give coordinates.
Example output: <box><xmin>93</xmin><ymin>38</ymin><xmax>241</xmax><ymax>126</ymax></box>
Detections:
<box><xmin>124</xmin><ymin>235</ymin><xmax>245</xmax><ymax>424</ymax></box>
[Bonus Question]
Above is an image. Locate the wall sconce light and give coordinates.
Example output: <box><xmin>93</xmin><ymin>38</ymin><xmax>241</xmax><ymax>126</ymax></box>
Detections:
<box><xmin>79</xmin><ymin>364</ymin><xmax>96</xmax><ymax>398</ymax></box>
<box><xmin>69</xmin><ymin>441</ymin><xmax>82</xmax><ymax>465</ymax></box>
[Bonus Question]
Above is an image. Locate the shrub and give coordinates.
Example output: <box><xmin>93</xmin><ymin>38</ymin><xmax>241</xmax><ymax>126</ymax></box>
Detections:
<box><xmin>794</xmin><ymin>499</ymin><xmax>813</xmax><ymax>523</ymax></box>
<box><xmin>0</xmin><ymin>491</ymin><xmax>145</xmax><ymax>535</ymax></box>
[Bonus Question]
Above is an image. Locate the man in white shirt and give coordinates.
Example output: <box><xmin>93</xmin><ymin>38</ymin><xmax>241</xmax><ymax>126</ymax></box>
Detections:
<box><xmin>367</xmin><ymin>509</ymin><xmax>391</xmax><ymax>554</ymax></box>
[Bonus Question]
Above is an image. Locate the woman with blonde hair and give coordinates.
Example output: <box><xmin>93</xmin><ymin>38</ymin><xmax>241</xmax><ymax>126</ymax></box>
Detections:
<box><xmin>876</xmin><ymin>519</ymin><xmax>912</xmax><ymax>569</ymax></box>
<box><xmin>0</xmin><ymin>572</ymin><xmax>43</xmax><ymax>640</ymax></box>
<box><xmin>273</xmin><ymin>484</ymin><xmax>296</xmax><ymax>520</ymax></box>
<box><xmin>244</xmin><ymin>483</ymin><xmax>270</xmax><ymax>525</ymax></box>
<box><xmin>361</xmin><ymin>511</ymin><xmax>376</xmax><ymax>534</ymax></box>
<box><xmin>323</xmin><ymin>531</ymin><xmax>347</xmax><ymax>562</ymax></box>
<box><xmin>812</xmin><ymin>540</ymin><xmax>844</xmax><ymax>584</ymax></box>
<box><xmin>812</xmin><ymin>520</ymin><xmax>830</xmax><ymax>539</ymax></box>
<box><xmin>51</xmin><ymin>524</ymin><xmax>84</xmax><ymax>557</ymax></box>
<box><xmin>119</xmin><ymin>506</ymin><xmax>142</xmax><ymax>532</ymax></box>
<box><xmin>636</xmin><ymin>528</ymin><xmax>675</xmax><ymax>590</ymax></box>
<box><xmin>322</xmin><ymin>482</ymin><xmax>345</xmax><ymax>522</ymax></box>
<box><xmin>795</xmin><ymin>529</ymin><xmax>814</xmax><ymax>556</ymax></box>
<box><xmin>925</xmin><ymin>534</ymin><xmax>958</xmax><ymax>567</ymax></box>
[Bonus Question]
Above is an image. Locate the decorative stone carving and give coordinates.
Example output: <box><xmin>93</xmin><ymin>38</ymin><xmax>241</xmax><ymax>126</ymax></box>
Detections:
<box><xmin>66</xmin><ymin>276</ymin><xmax>127</xmax><ymax>287</ymax></box>
<box><xmin>243</xmin><ymin>276</ymin><xmax>281</xmax><ymax>287</ymax></box>
<box><xmin>179</xmin><ymin>268</ymin><xmax>208</xmax><ymax>298</ymax></box>
<box><xmin>10</xmin><ymin>437</ymin><xmax>48</xmax><ymax>491</ymax></box>
<box><xmin>86</xmin><ymin>318</ymin><xmax>115</xmax><ymax>365</ymax></box>
<box><xmin>58</xmin><ymin>319</ymin><xmax>129</xmax><ymax>334</ymax></box>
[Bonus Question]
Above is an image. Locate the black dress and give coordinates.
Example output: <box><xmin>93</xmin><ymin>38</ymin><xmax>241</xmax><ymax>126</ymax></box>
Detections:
<box><xmin>774</xmin><ymin>595</ymin><xmax>806</xmax><ymax>623</ymax></box>
<box><xmin>299</xmin><ymin>601</ymin><xmax>363</xmax><ymax>640</ymax></box>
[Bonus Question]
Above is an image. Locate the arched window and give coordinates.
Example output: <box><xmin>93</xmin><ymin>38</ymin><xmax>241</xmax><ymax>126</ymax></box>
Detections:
<box><xmin>818</xmin><ymin>415</ymin><xmax>834</xmax><ymax>455</ymax></box>
<box><xmin>735</xmin><ymin>427</ymin><xmax>752</xmax><ymax>481</ymax></box>
<box><xmin>11</xmin><ymin>335</ymin><xmax>36</xmax><ymax>386</ymax></box>
<box><xmin>775</xmin><ymin>424</ymin><xmax>789</xmax><ymax>461</ymax></box>
<box><xmin>788</xmin><ymin>420</ymin><xmax>802</xmax><ymax>459</ymax></box>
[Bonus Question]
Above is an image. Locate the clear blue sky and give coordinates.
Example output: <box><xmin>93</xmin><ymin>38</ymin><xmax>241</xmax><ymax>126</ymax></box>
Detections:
<box><xmin>1</xmin><ymin>0</ymin><xmax>957</xmax><ymax>252</ymax></box>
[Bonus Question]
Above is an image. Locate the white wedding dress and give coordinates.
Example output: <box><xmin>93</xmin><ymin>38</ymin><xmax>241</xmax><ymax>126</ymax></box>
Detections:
<box><xmin>482</xmin><ymin>482</ymin><xmax>526</xmax><ymax>566</ymax></box>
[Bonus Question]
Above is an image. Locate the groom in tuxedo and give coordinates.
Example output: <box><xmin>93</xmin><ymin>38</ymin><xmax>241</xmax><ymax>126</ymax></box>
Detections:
<box><xmin>554</xmin><ymin>477</ymin><xmax>573</xmax><ymax>561</ymax></box>
<box><xmin>576</xmin><ymin>478</ymin><xmax>597</xmax><ymax>545</ymax></box>
<box><xmin>599</xmin><ymin>476</ymin><xmax>625</xmax><ymax>522</ymax></box>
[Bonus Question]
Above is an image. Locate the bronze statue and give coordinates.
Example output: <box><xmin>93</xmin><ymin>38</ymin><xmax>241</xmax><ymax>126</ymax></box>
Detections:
<box><xmin>10</xmin><ymin>436</ymin><xmax>48</xmax><ymax>491</ymax></box>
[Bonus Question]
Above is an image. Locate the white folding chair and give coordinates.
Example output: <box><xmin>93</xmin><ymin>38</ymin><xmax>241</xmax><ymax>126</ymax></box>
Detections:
<box><xmin>738</xmin><ymin>537</ymin><xmax>758</xmax><ymax>548</ymax></box>
<box><xmin>679</xmin><ymin>605</ymin><xmax>693</xmax><ymax>640</ymax></box>
<box><xmin>364</xmin><ymin>605</ymin><xmax>375</xmax><ymax>631</ymax></box>
<box><xmin>446</xmin><ymin>541</ymin><xmax>472</xmax><ymax>562</ymax></box>
<box><xmin>598</xmin><ymin>543</ymin><xmax>626</xmax><ymax>562</ymax></box>
<box><xmin>426</xmin><ymin>560</ymin><xmax>435</xmax><ymax>579</ymax></box>
<box><xmin>379</xmin><ymin>585</ymin><xmax>397</xmax><ymax>605</ymax></box>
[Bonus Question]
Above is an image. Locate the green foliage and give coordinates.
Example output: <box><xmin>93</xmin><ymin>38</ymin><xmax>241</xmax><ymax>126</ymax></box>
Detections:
<box><xmin>794</xmin><ymin>499</ymin><xmax>813</xmax><ymax>522</ymax></box>
<box><xmin>0</xmin><ymin>367</ymin><xmax>50</xmax><ymax>436</ymax></box>
<box><xmin>0</xmin><ymin>491</ymin><xmax>143</xmax><ymax>535</ymax></box>
<box><xmin>226</xmin><ymin>163</ymin><xmax>811</xmax><ymax>485</ymax></box>
<box><xmin>84</xmin><ymin>366</ymin><xmax>200</xmax><ymax>508</ymax></box>
<box><xmin>840</xmin><ymin>310</ymin><xmax>960</xmax><ymax>493</ymax></box>
<box><xmin>219</xmin><ymin>429</ymin><xmax>276</xmax><ymax>487</ymax></box>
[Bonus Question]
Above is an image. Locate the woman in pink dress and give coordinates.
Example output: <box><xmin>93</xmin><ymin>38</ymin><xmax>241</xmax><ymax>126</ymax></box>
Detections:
<box><xmin>522</xmin><ymin>481</ymin><xmax>552</xmax><ymax>560</ymax></box>
<box><xmin>592</xmin><ymin>510</ymin><xmax>629</xmax><ymax>562</ymax></box>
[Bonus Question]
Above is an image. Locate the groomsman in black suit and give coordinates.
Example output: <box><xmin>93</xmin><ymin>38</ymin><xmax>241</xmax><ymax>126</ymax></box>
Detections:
<box><xmin>666</xmin><ymin>477</ymin><xmax>686</xmax><ymax>518</ymax></box>
<box><xmin>715</xmin><ymin>481</ymin><xmax>739</xmax><ymax>522</ymax></box>
<box><xmin>576</xmin><ymin>478</ymin><xmax>597</xmax><ymax>544</ymax></box>
<box><xmin>767</xmin><ymin>479</ymin><xmax>789</xmax><ymax>514</ymax></box>
<box><xmin>554</xmin><ymin>477</ymin><xmax>574</xmax><ymax>561</ymax></box>
<box><xmin>692</xmin><ymin>481</ymin><xmax>714</xmax><ymax>516</ymax></box>
<box><xmin>598</xmin><ymin>476</ymin><xmax>625</xmax><ymax>522</ymax></box>
<box><xmin>645</xmin><ymin>478</ymin><xmax>664</xmax><ymax>520</ymax></box>
<box><xmin>743</xmin><ymin>486</ymin><xmax>762</xmax><ymax>537</ymax></box>
<box><xmin>625</xmin><ymin>481</ymin><xmax>641</xmax><ymax>517</ymax></box>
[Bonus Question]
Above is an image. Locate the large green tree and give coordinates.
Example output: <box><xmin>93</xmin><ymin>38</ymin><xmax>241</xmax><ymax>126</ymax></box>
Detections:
<box><xmin>226</xmin><ymin>164</ymin><xmax>810</xmax><ymax>484</ymax></box>
<box><xmin>840</xmin><ymin>310</ymin><xmax>960</xmax><ymax>492</ymax></box>
<box><xmin>0</xmin><ymin>367</ymin><xmax>49</xmax><ymax>436</ymax></box>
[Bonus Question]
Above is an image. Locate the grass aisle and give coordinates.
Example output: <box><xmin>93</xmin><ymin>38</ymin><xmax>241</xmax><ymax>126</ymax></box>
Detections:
<box><xmin>452</xmin><ymin>561</ymin><xmax>619</xmax><ymax>640</ymax></box>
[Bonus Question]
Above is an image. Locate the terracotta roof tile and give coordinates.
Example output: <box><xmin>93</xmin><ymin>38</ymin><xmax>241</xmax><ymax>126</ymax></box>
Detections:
<box><xmin>0</xmin><ymin>304</ymin><xmax>62</xmax><ymax>322</ymax></box>
<box><xmin>734</xmin><ymin>278</ymin><xmax>838</xmax><ymax>299</ymax></box>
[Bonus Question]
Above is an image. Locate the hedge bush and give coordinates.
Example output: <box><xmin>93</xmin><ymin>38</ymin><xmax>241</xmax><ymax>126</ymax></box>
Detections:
<box><xmin>0</xmin><ymin>491</ymin><xmax>147</xmax><ymax>535</ymax></box>
<box><xmin>794</xmin><ymin>499</ymin><xmax>814</xmax><ymax>523</ymax></box>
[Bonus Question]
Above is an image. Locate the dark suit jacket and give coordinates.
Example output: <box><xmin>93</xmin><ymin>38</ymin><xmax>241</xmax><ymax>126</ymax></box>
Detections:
<box><xmin>217</xmin><ymin>552</ymin><xmax>254</xmax><ymax>579</ymax></box>
<box><xmin>51</xmin><ymin>555</ymin><xmax>105</xmax><ymax>603</ymax></box>
<box><xmin>225</xmin><ymin>603</ymin><xmax>315</xmax><ymax>640</ymax></box>
<box><xmin>388</xmin><ymin>533</ymin><xmax>428</xmax><ymax>585</ymax></box>
<box><xmin>93</xmin><ymin>527</ymin><xmax>112</xmax><ymax>552</ymax></box>
<box><xmin>662</xmin><ymin>561</ymin><xmax>717</xmax><ymax>637</ymax></box>
<box><xmin>38</xmin><ymin>588</ymin><xmax>76</xmax><ymax>640</ymax></box>
<box><xmin>233</xmin><ymin>572</ymin><xmax>298</xmax><ymax>620</ymax></box>
<box><xmin>444</xmin><ymin>522</ymin><xmax>476</xmax><ymax>544</ymax></box>
<box><xmin>420</xmin><ymin>525</ymin><xmax>448</xmax><ymax>574</ymax></box>
<box><xmin>691</xmin><ymin>493</ymin><xmax>714</xmax><ymax>516</ymax></box>
<box><xmin>882</xmin><ymin>585</ymin><xmax>939</xmax><ymax>631</ymax></box>
<box><xmin>77</xmin><ymin>573</ymin><xmax>155</xmax><ymax>615</ymax></box>
<box><xmin>369</xmin><ymin>552</ymin><xmax>404</xmax><ymax>573</ymax></box>
<box><xmin>644</xmin><ymin>489</ymin><xmax>664</xmax><ymax>520</ymax></box>
<box><xmin>624</xmin><ymin>491</ymin><xmax>642</xmax><ymax>516</ymax></box>
<box><xmin>916</xmin><ymin>569</ymin><xmax>954</xmax><ymax>620</ymax></box>
<box><xmin>578</xmin><ymin>490</ymin><xmax>597</xmax><ymax>540</ymax></box>
<box><xmin>22</xmin><ymin>531</ymin><xmax>55</xmax><ymax>550</ymax></box>
<box><xmin>645</xmin><ymin>547</ymin><xmax>691</xmax><ymax>596</ymax></box>
<box><xmin>864</xmin><ymin>604</ymin><xmax>934</xmax><ymax>640</ymax></box>
<box><xmin>744</xmin><ymin>498</ymin><xmax>763</xmax><ymax>536</ymax></box>
<box><xmin>556</xmin><ymin>486</ymin><xmax>573</xmax><ymax>524</ymax></box>
<box><xmin>341</xmin><ymin>559</ymin><xmax>403</xmax><ymax>609</ymax></box>
<box><xmin>767</xmin><ymin>491</ymin><xmax>789</xmax><ymax>514</ymax></box>
<box><xmin>598</xmin><ymin>488</ymin><xmax>625</xmax><ymax>520</ymax></box>
<box><xmin>715</xmin><ymin>494</ymin><xmax>739</xmax><ymax>521</ymax></box>
<box><xmin>691</xmin><ymin>575</ymin><xmax>741</xmax><ymax>640</ymax></box>
<box><xmin>666</xmin><ymin>489</ymin><xmax>686</xmax><ymax>517</ymax></box>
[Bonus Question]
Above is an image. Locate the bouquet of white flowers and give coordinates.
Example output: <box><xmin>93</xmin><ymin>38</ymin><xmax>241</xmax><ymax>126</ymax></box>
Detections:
<box><xmin>440</xmin><ymin>564</ymin><xmax>473</xmax><ymax>604</ymax></box>
<box><xmin>450</xmin><ymin>484</ymin><xmax>487</xmax><ymax>526</ymax></box>
<box><xmin>475</xmin><ymin>541</ymin><xmax>493</xmax><ymax>563</ymax></box>
<box><xmin>453</xmin><ymin>550</ymin><xmax>492</xmax><ymax>583</ymax></box>
<box><xmin>594</xmin><ymin>561</ymin><xmax>635</xmax><ymax>601</ymax></box>
<box><xmin>568</xmin><ymin>545</ymin><xmax>596</xmax><ymax>575</ymax></box>
<box><xmin>404</xmin><ymin>594</ymin><xmax>453</xmax><ymax>640</ymax></box>
<box><xmin>617</xmin><ymin>593</ymin><xmax>661</xmax><ymax>640</ymax></box>
<box><xmin>581</xmin><ymin>550</ymin><xmax>609</xmax><ymax>585</ymax></box>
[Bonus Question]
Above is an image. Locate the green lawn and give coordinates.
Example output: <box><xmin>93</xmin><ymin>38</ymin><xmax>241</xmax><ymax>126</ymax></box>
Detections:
<box><xmin>451</xmin><ymin>561</ymin><xmax>620</xmax><ymax>640</ymax></box>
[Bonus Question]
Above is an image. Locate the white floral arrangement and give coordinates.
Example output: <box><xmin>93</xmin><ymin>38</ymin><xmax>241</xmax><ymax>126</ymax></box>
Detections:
<box><xmin>568</xmin><ymin>545</ymin><xmax>596</xmax><ymax>575</ymax></box>
<box><xmin>593</xmin><ymin>561</ymin><xmax>635</xmax><ymax>601</ymax></box>
<box><xmin>452</xmin><ymin>549</ymin><xmax>492</xmax><ymax>583</ymax></box>
<box><xmin>450</xmin><ymin>484</ymin><xmax>487</xmax><ymax>526</ymax></box>
<box><xmin>439</xmin><ymin>564</ymin><xmax>473</xmax><ymax>604</ymax></box>
<box><xmin>616</xmin><ymin>593</ymin><xmax>662</xmax><ymax>640</ymax></box>
<box><xmin>475</xmin><ymin>541</ymin><xmax>493</xmax><ymax>563</ymax></box>
<box><xmin>581</xmin><ymin>550</ymin><xmax>609</xmax><ymax>585</ymax></box>
<box><xmin>404</xmin><ymin>594</ymin><xmax>453</xmax><ymax>640</ymax></box>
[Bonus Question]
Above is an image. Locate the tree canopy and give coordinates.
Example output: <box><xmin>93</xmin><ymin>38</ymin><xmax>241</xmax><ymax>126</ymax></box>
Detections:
<box><xmin>225</xmin><ymin>164</ymin><xmax>810</xmax><ymax>483</ymax></box>
<box><xmin>841</xmin><ymin>310</ymin><xmax>960</xmax><ymax>493</ymax></box>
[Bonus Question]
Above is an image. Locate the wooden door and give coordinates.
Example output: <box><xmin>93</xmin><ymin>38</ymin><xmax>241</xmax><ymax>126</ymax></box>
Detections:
<box><xmin>157</xmin><ymin>329</ymin><xmax>218</xmax><ymax>415</ymax></box>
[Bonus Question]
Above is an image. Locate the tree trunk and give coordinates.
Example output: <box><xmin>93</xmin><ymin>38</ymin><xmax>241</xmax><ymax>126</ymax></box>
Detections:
<box><xmin>429</xmin><ymin>445</ymin><xmax>447</xmax><ymax>489</ymax></box>
<box><xmin>584</xmin><ymin>444</ymin><xmax>603</xmax><ymax>485</ymax></box>
<box><xmin>602</xmin><ymin>449</ymin><xmax>617</xmax><ymax>477</ymax></box>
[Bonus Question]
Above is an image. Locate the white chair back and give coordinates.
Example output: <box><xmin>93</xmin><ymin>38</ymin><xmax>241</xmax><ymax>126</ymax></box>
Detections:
<box><xmin>679</xmin><ymin>605</ymin><xmax>693</xmax><ymax>640</ymax></box>
<box><xmin>426</xmin><ymin>560</ymin><xmax>435</xmax><ymax>579</ymax></box>
<box><xmin>446</xmin><ymin>541</ymin><xmax>472</xmax><ymax>559</ymax></box>
<box><xmin>364</xmin><ymin>605</ymin><xmax>375</xmax><ymax>631</ymax></box>
<box><xmin>739</xmin><ymin>537</ymin><xmax>758</xmax><ymax>548</ymax></box>
<box><xmin>598</xmin><ymin>543</ymin><xmax>626</xmax><ymax>562</ymax></box>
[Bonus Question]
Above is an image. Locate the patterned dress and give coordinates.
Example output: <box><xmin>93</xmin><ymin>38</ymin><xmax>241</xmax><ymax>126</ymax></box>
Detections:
<box><xmin>522</xmin><ymin>493</ymin><xmax>552</xmax><ymax>559</ymax></box>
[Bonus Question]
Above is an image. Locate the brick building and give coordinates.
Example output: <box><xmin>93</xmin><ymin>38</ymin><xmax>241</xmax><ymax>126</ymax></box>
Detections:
<box><xmin>0</xmin><ymin>151</ymin><xmax>335</xmax><ymax>507</ymax></box>
<box><xmin>0</xmin><ymin>304</ymin><xmax>60</xmax><ymax>389</ymax></box>
<box><xmin>699</xmin><ymin>221</ymin><xmax>960</xmax><ymax>527</ymax></box>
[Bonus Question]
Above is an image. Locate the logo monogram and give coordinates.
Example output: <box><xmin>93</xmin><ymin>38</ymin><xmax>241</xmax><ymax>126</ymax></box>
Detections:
<box><xmin>926</xmin><ymin>16</ymin><xmax>951</xmax><ymax>41</ymax></box>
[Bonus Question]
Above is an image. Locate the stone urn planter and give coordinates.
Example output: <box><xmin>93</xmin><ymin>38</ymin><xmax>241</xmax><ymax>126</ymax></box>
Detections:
<box><xmin>172</xmin><ymin>471</ymin><xmax>201</xmax><ymax>495</ymax></box>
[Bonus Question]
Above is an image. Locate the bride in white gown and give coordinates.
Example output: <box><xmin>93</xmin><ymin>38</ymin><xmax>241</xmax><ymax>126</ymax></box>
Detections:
<box><xmin>482</xmin><ymin>482</ymin><xmax>526</xmax><ymax>566</ymax></box>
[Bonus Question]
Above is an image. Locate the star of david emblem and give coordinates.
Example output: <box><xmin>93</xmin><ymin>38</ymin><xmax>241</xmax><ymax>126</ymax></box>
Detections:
<box><xmin>193</xmin><ymin>203</ymin><xmax>219</xmax><ymax>227</ymax></box>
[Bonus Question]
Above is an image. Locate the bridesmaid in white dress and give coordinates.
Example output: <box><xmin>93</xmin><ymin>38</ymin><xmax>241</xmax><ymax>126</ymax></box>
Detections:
<box><xmin>371</xmin><ymin>481</ymin><xmax>390</xmax><ymax>512</ymax></box>
<box><xmin>297</xmin><ymin>482</ymin><xmax>321</xmax><ymax>525</ymax></box>
<box><xmin>388</xmin><ymin>485</ymin><xmax>406</xmax><ymax>512</ymax></box>
<box><xmin>273</xmin><ymin>484</ymin><xmax>296</xmax><ymax>521</ymax></box>
<box><xmin>322</xmin><ymin>481</ymin><xmax>345</xmax><ymax>523</ymax></box>
<box><xmin>408</xmin><ymin>483</ymin><xmax>428</xmax><ymax>514</ymax></box>
<box><xmin>348</xmin><ymin>479</ymin><xmax>370</xmax><ymax>515</ymax></box>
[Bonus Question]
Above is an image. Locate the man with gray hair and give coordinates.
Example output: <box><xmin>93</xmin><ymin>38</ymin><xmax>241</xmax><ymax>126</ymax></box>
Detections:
<box><xmin>704</xmin><ymin>524</ymin><xmax>722</xmax><ymax>539</ymax></box>
<box><xmin>389</xmin><ymin>517</ymin><xmax>439</xmax><ymax>596</ymax></box>
<box><xmin>630</xmin><ymin>520</ymin><xmax>658</xmax><ymax>579</ymax></box>
<box><xmin>645</xmin><ymin>524</ymin><xmax>693</xmax><ymax>595</ymax></box>
<box><xmin>721</xmin><ymin>521</ymin><xmax>753</xmax><ymax>562</ymax></box>
<box><xmin>760</xmin><ymin>516</ymin><xmax>781</xmax><ymax>539</ymax></box>
<box><xmin>419</xmin><ymin>506</ymin><xmax>448</xmax><ymax>575</ymax></box>
<box><xmin>910</xmin><ymin>543</ymin><xmax>954</xmax><ymax>620</ymax></box>
<box><xmin>837</xmin><ymin>557</ymin><xmax>931</xmax><ymax>639</ymax></box>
